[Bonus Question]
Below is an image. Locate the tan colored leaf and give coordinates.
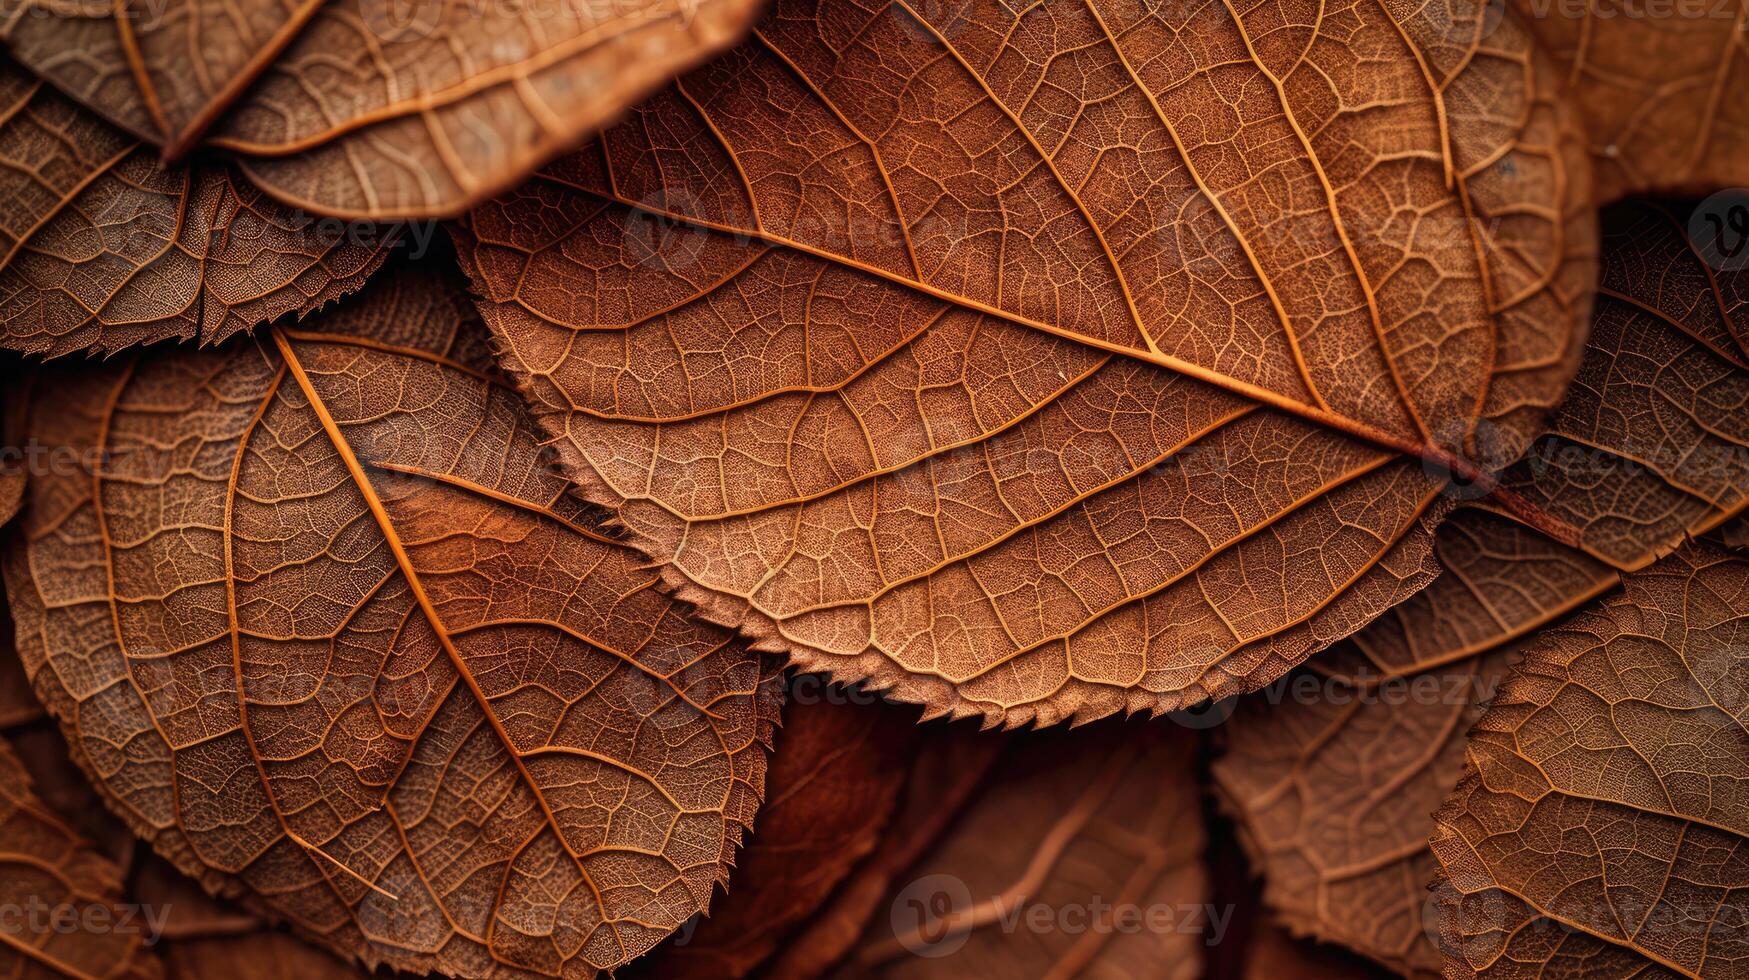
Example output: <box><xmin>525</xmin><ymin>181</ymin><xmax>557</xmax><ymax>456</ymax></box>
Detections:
<box><xmin>629</xmin><ymin>689</ymin><xmax>917</xmax><ymax>979</ymax></box>
<box><xmin>1213</xmin><ymin>196</ymin><xmax>1749</xmax><ymax>976</ymax></box>
<box><xmin>1215</xmin><ymin>510</ymin><xmax>1617</xmax><ymax>977</ymax></box>
<box><xmin>1</xmin><ymin>259</ymin><xmax>782</xmax><ymax>976</ymax></box>
<box><xmin>1512</xmin><ymin>0</ymin><xmax>1749</xmax><ymax>200</ymax></box>
<box><xmin>0</xmin><ymin>0</ymin><xmax>768</xmax><ymax>218</ymax></box>
<box><xmin>0</xmin><ymin>58</ymin><xmax>390</xmax><ymax>358</ymax></box>
<box><xmin>1430</xmin><ymin>539</ymin><xmax>1749</xmax><ymax>979</ymax></box>
<box><xmin>456</xmin><ymin>0</ymin><xmax>1597</xmax><ymax>726</ymax></box>
<box><xmin>0</xmin><ymin>735</ymin><xmax>162</xmax><ymax>980</ymax></box>
<box><xmin>829</xmin><ymin>719</ymin><xmax>1208</xmax><ymax>978</ymax></box>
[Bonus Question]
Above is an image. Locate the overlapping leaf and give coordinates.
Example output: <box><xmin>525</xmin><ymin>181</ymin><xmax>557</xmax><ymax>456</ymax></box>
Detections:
<box><xmin>1431</xmin><ymin>539</ymin><xmax>1749</xmax><ymax>978</ymax></box>
<box><xmin>1</xmin><ymin>259</ymin><xmax>782</xmax><ymax>975</ymax></box>
<box><xmin>457</xmin><ymin>0</ymin><xmax>1597</xmax><ymax>726</ymax></box>
<box><xmin>0</xmin><ymin>0</ymin><xmax>767</xmax><ymax>218</ymax></box>
<box><xmin>628</xmin><ymin>691</ymin><xmax>917</xmax><ymax>979</ymax></box>
<box><xmin>828</xmin><ymin>719</ymin><xmax>1207</xmax><ymax>978</ymax></box>
<box><xmin>0</xmin><ymin>58</ymin><xmax>390</xmax><ymax>358</ymax></box>
<box><xmin>1214</xmin><ymin>197</ymin><xmax>1749</xmax><ymax>975</ymax></box>
<box><xmin>0</xmin><ymin>736</ymin><xmax>162</xmax><ymax>980</ymax></box>
<box><xmin>757</xmin><ymin>710</ymin><xmax>1002</xmax><ymax>979</ymax></box>
<box><xmin>1513</xmin><ymin>0</ymin><xmax>1749</xmax><ymax>200</ymax></box>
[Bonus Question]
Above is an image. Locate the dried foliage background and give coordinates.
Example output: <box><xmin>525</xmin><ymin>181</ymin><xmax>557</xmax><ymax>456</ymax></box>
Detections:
<box><xmin>0</xmin><ymin>0</ymin><xmax>1747</xmax><ymax>978</ymax></box>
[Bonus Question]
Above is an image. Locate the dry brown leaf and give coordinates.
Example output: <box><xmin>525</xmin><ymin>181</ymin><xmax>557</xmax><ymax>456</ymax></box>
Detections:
<box><xmin>759</xmin><ymin>712</ymin><xmax>1003</xmax><ymax>980</ymax></box>
<box><xmin>628</xmin><ymin>689</ymin><xmax>917</xmax><ymax>980</ymax></box>
<box><xmin>1213</xmin><ymin>196</ymin><xmax>1749</xmax><ymax>976</ymax></box>
<box><xmin>129</xmin><ymin>851</ymin><xmax>380</xmax><ymax>980</ymax></box>
<box><xmin>828</xmin><ymin>718</ymin><xmax>1208</xmax><ymax>979</ymax></box>
<box><xmin>1513</xmin><ymin>0</ymin><xmax>1749</xmax><ymax>200</ymax></box>
<box><xmin>1430</xmin><ymin>538</ymin><xmax>1749</xmax><ymax>979</ymax></box>
<box><xmin>456</xmin><ymin>0</ymin><xmax>1598</xmax><ymax>728</ymax></box>
<box><xmin>0</xmin><ymin>735</ymin><xmax>162</xmax><ymax>980</ymax></box>
<box><xmin>1</xmin><ymin>259</ymin><xmax>782</xmax><ymax>976</ymax></box>
<box><xmin>0</xmin><ymin>58</ymin><xmax>390</xmax><ymax>359</ymax></box>
<box><xmin>1214</xmin><ymin>510</ymin><xmax>1617</xmax><ymax>977</ymax></box>
<box><xmin>0</xmin><ymin>0</ymin><xmax>767</xmax><ymax>218</ymax></box>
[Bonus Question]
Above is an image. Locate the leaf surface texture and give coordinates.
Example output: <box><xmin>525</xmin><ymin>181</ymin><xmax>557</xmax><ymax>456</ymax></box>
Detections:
<box><xmin>458</xmin><ymin>0</ymin><xmax>1598</xmax><ymax>725</ymax></box>
<box><xmin>0</xmin><ymin>59</ymin><xmax>389</xmax><ymax>358</ymax></box>
<box><xmin>1</xmin><ymin>260</ymin><xmax>782</xmax><ymax>975</ymax></box>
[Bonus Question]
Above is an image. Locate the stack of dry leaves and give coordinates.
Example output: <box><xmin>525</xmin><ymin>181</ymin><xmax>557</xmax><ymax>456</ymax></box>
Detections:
<box><xmin>0</xmin><ymin>0</ymin><xmax>1746</xmax><ymax>976</ymax></box>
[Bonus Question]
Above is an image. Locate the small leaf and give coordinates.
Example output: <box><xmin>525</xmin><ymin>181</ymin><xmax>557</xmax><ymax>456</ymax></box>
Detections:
<box><xmin>2</xmin><ymin>260</ymin><xmax>782</xmax><ymax>976</ymax></box>
<box><xmin>0</xmin><ymin>735</ymin><xmax>162</xmax><ymax>980</ymax></box>
<box><xmin>0</xmin><ymin>0</ymin><xmax>767</xmax><ymax>218</ymax></box>
<box><xmin>0</xmin><ymin>58</ymin><xmax>390</xmax><ymax>359</ymax></box>
<box><xmin>1430</xmin><ymin>539</ymin><xmax>1749</xmax><ymax>979</ymax></box>
<box><xmin>1213</xmin><ymin>196</ymin><xmax>1749</xmax><ymax>976</ymax></box>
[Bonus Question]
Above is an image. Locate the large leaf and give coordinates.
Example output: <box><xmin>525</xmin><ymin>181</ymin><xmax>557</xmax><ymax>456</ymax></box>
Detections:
<box><xmin>1512</xmin><ymin>0</ymin><xmax>1749</xmax><ymax>200</ymax></box>
<box><xmin>0</xmin><ymin>735</ymin><xmax>162</xmax><ymax>980</ymax></box>
<box><xmin>1214</xmin><ymin>197</ymin><xmax>1749</xmax><ymax>975</ymax></box>
<box><xmin>1</xmin><ymin>259</ymin><xmax>782</xmax><ymax>975</ymax></box>
<box><xmin>825</xmin><ymin>718</ymin><xmax>1208</xmax><ymax>978</ymax></box>
<box><xmin>1430</xmin><ymin>539</ymin><xmax>1749</xmax><ymax>979</ymax></box>
<box><xmin>0</xmin><ymin>58</ymin><xmax>390</xmax><ymax>359</ymax></box>
<box><xmin>456</xmin><ymin>0</ymin><xmax>1598</xmax><ymax>726</ymax></box>
<box><xmin>0</xmin><ymin>0</ymin><xmax>767</xmax><ymax>218</ymax></box>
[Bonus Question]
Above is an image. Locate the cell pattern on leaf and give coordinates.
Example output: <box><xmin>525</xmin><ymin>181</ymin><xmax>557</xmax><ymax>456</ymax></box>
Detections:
<box><xmin>456</xmin><ymin>0</ymin><xmax>1598</xmax><ymax>726</ymax></box>
<box><xmin>1</xmin><ymin>261</ymin><xmax>782</xmax><ymax>976</ymax></box>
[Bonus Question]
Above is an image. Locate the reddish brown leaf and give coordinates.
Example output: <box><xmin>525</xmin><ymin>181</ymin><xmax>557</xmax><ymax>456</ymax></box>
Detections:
<box><xmin>629</xmin><ymin>689</ymin><xmax>917</xmax><ymax>979</ymax></box>
<box><xmin>0</xmin><ymin>735</ymin><xmax>162</xmax><ymax>980</ymax></box>
<box><xmin>456</xmin><ymin>0</ymin><xmax>1597</xmax><ymax>727</ymax></box>
<box><xmin>1513</xmin><ymin>0</ymin><xmax>1749</xmax><ymax>200</ymax></box>
<box><xmin>0</xmin><ymin>0</ymin><xmax>767</xmax><ymax>218</ymax></box>
<box><xmin>1431</xmin><ymin>539</ymin><xmax>1749</xmax><ymax>979</ymax></box>
<box><xmin>0</xmin><ymin>58</ymin><xmax>389</xmax><ymax>359</ymax></box>
<box><xmin>759</xmin><ymin>712</ymin><xmax>1003</xmax><ymax>980</ymax></box>
<box><xmin>827</xmin><ymin>719</ymin><xmax>1207</xmax><ymax>978</ymax></box>
<box><xmin>1215</xmin><ymin>511</ymin><xmax>1617</xmax><ymax>977</ymax></box>
<box><xmin>1</xmin><ymin>259</ymin><xmax>782</xmax><ymax>976</ymax></box>
<box><xmin>1213</xmin><ymin>196</ymin><xmax>1749</xmax><ymax>976</ymax></box>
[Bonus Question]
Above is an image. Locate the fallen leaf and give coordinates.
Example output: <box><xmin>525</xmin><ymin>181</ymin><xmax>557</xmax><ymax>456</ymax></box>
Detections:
<box><xmin>0</xmin><ymin>734</ymin><xmax>162</xmax><ymax>980</ymax></box>
<box><xmin>0</xmin><ymin>57</ymin><xmax>391</xmax><ymax>359</ymax></box>
<box><xmin>831</xmin><ymin>718</ymin><xmax>1208</xmax><ymax>978</ymax></box>
<box><xmin>627</xmin><ymin>688</ymin><xmax>918</xmax><ymax>980</ymax></box>
<box><xmin>1213</xmin><ymin>196</ymin><xmax>1749</xmax><ymax>975</ymax></box>
<box><xmin>1513</xmin><ymin>0</ymin><xmax>1749</xmax><ymax>200</ymax></box>
<box><xmin>1431</xmin><ymin>539</ymin><xmax>1749</xmax><ymax>979</ymax></box>
<box><xmin>1214</xmin><ymin>510</ymin><xmax>1616</xmax><ymax>977</ymax></box>
<box><xmin>457</xmin><ymin>0</ymin><xmax>1598</xmax><ymax>727</ymax></box>
<box><xmin>0</xmin><ymin>0</ymin><xmax>767</xmax><ymax>218</ymax></box>
<box><xmin>1</xmin><ymin>258</ymin><xmax>782</xmax><ymax>975</ymax></box>
<box><xmin>758</xmin><ymin>711</ymin><xmax>1003</xmax><ymax>980</ymax></box>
